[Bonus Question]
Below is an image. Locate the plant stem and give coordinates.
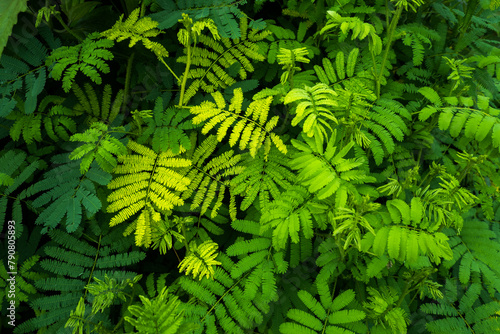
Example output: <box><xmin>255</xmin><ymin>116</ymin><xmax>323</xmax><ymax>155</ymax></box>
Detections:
<box><xmin>54</xmin><ymin>13</ymin><xmax>83</xmax><ymax>42</ymax></box>
<box><xmin>376</xmin><ymin>4</ymin><xmax>403</xmax><ymax>99</ymax></box>
<box><xmin>123</xmin><ymin>52</ymin><xmax>134</xmax><ymax>112</ymax></box>
<box><xmin>178</xmin><ymin>37</ymin><xmax>192</xmax><ymax>108</ymax></box>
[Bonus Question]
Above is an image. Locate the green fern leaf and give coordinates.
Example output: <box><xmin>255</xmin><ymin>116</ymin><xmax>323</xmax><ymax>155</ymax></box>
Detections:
<box><xmin>190</xmin><ymin>88</ymin><xmax>286</xmax><ymax>157</ymax></box>
<box><xmin>46</xmin><ymin>32</ymin><xmax>114</xmax><ymax>92</ymax></box>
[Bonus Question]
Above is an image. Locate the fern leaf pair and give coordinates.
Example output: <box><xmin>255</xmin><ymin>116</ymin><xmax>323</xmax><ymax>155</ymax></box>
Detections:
<box><xmin>320</xmin><ymin>11</ymin><xmax>382</xmax><ymax>56</ymax></box>
<box><xmin>189</xmin><ymin>87</ymin><xmax>287</xmax><ymax>157</ymax></box>
<box><xmin>106</xmin><ymin>140</ymin><xmax>191</xmax><ymax>246</ymax></box>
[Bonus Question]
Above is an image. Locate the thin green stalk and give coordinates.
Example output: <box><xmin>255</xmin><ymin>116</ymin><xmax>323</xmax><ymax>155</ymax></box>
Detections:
<box><xmin>54</xmin><ymin>13</ymin><xmax>83</xmax><ymax>42</ymax></box>
<box><xmin>122</xmin><ymin>52</ymin><xmax>135</xmax><ymax>112</ymax></box>
<box><xmin>178</xmin><ymin>37</ymin><xmax>192</xmax><ymax>108</ymax></box>
<box><xmin>159</xmin><ymin>57</ymin><xmax>181</xmax><ymax>83</ymax></box>
<box><xmin>376</xmin><ymin>4</ymin><xmax>403</xmax><ymax>98</ymax></box>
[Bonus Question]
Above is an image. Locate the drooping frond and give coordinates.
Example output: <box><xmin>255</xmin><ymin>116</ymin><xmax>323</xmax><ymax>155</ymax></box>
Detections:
<box><xmin>106</xmin><ymin>140</ymin><xmax>191</xmax><ymax>246</ymax></box>
<box><xmin>420</xmin><ymin>91</ymin><xmax>500</xmax><ymax>154</ymax></box>
<box><xmin>0</xmin><ymin>30</ymin><xmax>50</xmax><ymax>116</ymax></box>
<box><xmin>421</xmin><ymin>280</ymin><xmax>500</xmax><ymax>333</ymax></box>
<box><xmin>0</xmin><ymin>150</ymin><xmax>39</xmax><ymax>228</ymax></box>
<box><xmin>364</xmin><ymin>197</ymin><xmax>454</xmax><ymax>265</ymax></box>
<box><xmin>189</xmin><ymin>87</ymin><xmax>287</xmax><ymax>157</ymax></box>
<box><xmin>179</xmin><ymin>135</ymin><xmax>243</xmax><ymax>219</ymax></box>
<box><xmin>17</xmin><ymin>227</ymin><xmax>144</xmax><ymax>333</ymax></box>
<box><xmin>443</xmin><ymin>219</ymin><xmax>500</xmax><ymax>292</ymax></box>
<box><xmin>227</xmin><ymin>219</ymin><xmax>287</xmax><ymax>303</ymax></box>
<box><xmin>7</xmin><ymin>95</ymin><xmax>77</xmax><ymax>144</ymax></box>
<box><xmin>313</xmin><ymin>48</ymin><xmax>360</xmax><ymax>85</ymax></box>
<box><xmin>46</xmin><ymin>32</ymin><xmax>114</xmax><ymax>92</ymax></box>
<box><xmin>179</xmin><ymin>252</ymin><xmax>272</xmax><ymax>333</ymax></box>
<box><xmin>320</xmin><ymin>11</ymin><xmax>382</xmax><ymax>56</ymax></box>
<box><xmin>72</xmin><ymin>82</ymin><xmax>124</xmax><ymax>124</ymax></box>
<box><xmin>22</xmin><ymin>155</ymin><xmax>110</xmax><ymax>233</ymax></box>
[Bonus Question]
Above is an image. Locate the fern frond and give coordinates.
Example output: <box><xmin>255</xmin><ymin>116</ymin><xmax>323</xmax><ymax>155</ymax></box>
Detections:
<box><xmin>231</xmin><ymin>147</ymin><xmax>296</xmax><ymax>211</ymax></box>
<box><xmin>421</xmin><ymin>280</ymin><xmax>500</xmax><ymax>333</ymax></box>
<box><xmin>280</xmin><ymin>287</ymin><xmax>367</xmax><ymax>334</ymax></box>
<box><xmin>19</xmin><ymin>227</ymin><xmax>144</xmax><ymax>333</ymax></box>
<box><xmin>0</xmin><ymin>31</ymin><xmax>49</xmax><ymax>116</ymax></box>
<box><xmin>178</xmin><ymin>16</ymin><xmax>270</xmax><ymax>105</ymax></box>
<box><xmin>284</xmin><ymin>83</ymin><xmax>338</xmax><ymax>143</ymax></box>
<box><xmin>125</xmin><ymin>286</ymin><xmax>198</xmax><ymax>333</ymax></box>
<box><xmin>179</xmin><ymin>135</ymin><xmax>242</xmax><ymax>218</ymax></box>
<box><xmin>72</xmin><ymin>83</ymin><xmax>124</xmax><ymax>124</ymax></box>
<box><xmin>138</xmin><ymin>98</ymin><xmax>196</xmax><ymax>154</ymax></box>
<box><xmin>290</xmin><ymin>131</ymin><xmax>374</xmax><ymax>201</ymax></box>
<box><xmin>150</xmin><ymin>0</ymin><xmax>248</xmax><ymax>39</ymax></box>
<box><xmin>23</xmin><ymin>156</ymin><xmax>109</xmax><ymax>233</ymax></box>
<box><xmin>320</xmin><ymin>11</ymin><xmax>382</xmax><ymax>56</ymax></box>
<box><xmin>260</xmin><ymin>185</ymin><xmax>328</xmax><ymax>251</ymax></box>
<box><xmin>46</xmin><ymin>32</ymin><xmax>114</xmax><ymax>92</ymax></box>
<box><xmin>101</xmin><ymin>8</ymin><xmax>169</xmax><ymax>61</ymax></box>
<box><xmin>179</xmin><ymin>240</ymin><xmax>222</xmax><ymax>280</ymax></box>
<box><xmin>0</xmin><ymin>150</ymin><xmax>39</xmax><ymax>227</ymax></box>
<box><xmin>106</xmin><ymin>140</ymin><xmax>191</xmax><ymax>246</ymax></box>
<box><xmin>189</xmin><ymin>88</ymin><xmax>286</xmax><ymax>157</ymax></box>
<box><xmin>69</xmin><ymin>122</ymin><xmax>127</xmax><ymax>173</ymax></box>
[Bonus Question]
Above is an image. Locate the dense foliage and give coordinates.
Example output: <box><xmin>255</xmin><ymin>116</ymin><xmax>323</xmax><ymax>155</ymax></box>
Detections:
<box><xmin>1</xmin><ymin>0</ymin><xmax>500</xmax><ymax>333</ymax></box>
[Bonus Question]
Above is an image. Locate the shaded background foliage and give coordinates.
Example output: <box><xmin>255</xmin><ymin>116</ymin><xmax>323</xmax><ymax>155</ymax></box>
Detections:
<box><xmin>1</xmin><ymin>0</ymin><xmax>500</xmax><ymax>333</ymax></box>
